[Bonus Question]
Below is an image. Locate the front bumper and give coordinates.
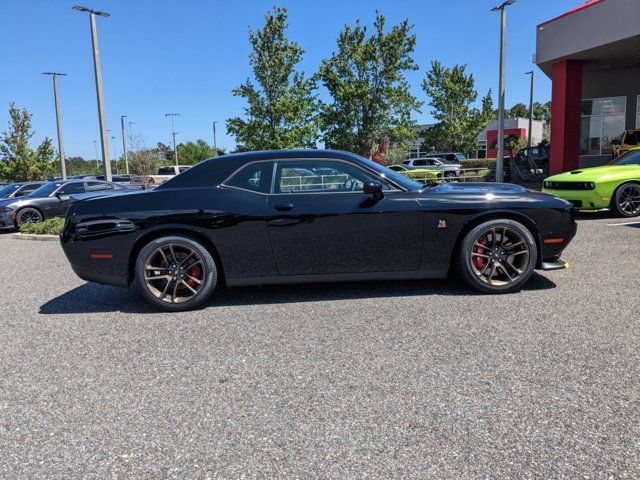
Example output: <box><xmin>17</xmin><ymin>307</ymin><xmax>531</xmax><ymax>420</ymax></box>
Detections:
<box><xmin>541</xmin><ymin>188</ymin><xmax>610</xmax><ymax>210</ymax></box>
<box><xmin>539</xmin><ymin>258</ymin><xmax>570</xmax><ymax>271</ymax></box>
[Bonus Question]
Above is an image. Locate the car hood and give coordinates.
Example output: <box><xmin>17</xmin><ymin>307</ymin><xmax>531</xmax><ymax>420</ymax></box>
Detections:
<box><xmin>426</xmin><ymin>182</ymin><xmax>527</xmax><ymax>194</ymax></box>
<box><xmin>546</xmin><ymin>164</ymin><xmax>640</xmax><ymax>182</ymax></box>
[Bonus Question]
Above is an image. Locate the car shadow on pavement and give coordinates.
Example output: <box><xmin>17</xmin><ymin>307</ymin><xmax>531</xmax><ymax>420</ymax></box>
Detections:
<box><xmin>39</xmin><ymin>273</ymin><xmax>556</xmax><ymax>315</ymax></box>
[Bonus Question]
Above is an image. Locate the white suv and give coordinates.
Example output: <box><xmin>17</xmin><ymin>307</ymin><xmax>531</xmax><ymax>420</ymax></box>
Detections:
<box><xmin>402</xmin><ymin>157</ymin><xmax>461</xmax><ymax>178</ymax></box>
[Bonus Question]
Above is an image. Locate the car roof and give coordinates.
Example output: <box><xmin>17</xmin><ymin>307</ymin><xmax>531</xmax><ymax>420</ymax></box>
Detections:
<box><xmin>158</xmin><ymin>149</ymin><xmax>372</xmax><ymax>190</ymax></box>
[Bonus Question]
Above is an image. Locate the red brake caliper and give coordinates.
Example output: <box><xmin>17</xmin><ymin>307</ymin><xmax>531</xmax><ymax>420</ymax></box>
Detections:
<box><xmin>474</xmin><ymin>236</ymin><xmax>487</xmax><ymax>270</ymax></box>
<box><xmin>186</xmin><ymin>265</ymin><xmax>201</xmax><ymax>287</ymax></box>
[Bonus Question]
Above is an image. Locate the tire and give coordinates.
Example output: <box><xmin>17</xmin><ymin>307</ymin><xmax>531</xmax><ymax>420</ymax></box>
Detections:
<box><xmin>15</xmin><ymin>207</ymin><xmax>43</xmax><ymax>228</ymax></box>
<box><xmin>445</xmin><ymin>171</ymin><xmax>457</xmax><ymax>178</ymax></box>
<box><xmin>611</xmin><ymin>182</ymin><xmax>640</xmax><ymax>217</ymax></box>
<box><xmin>455</xmin><ymin>219</ymin><xmax>537</xmax><ymax>294</ymax></box>
<box><xmin>135</xmin><ymin>235</ymin><xmax>218</xmax><ymax>311</ymax></box>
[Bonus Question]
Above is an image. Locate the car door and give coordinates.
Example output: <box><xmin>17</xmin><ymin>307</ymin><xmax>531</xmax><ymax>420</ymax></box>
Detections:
<box><xmin>46</xmin><ymin>182</ymin><xmax>86</xmax><ymax>217</ymax></box>
<box><xmin>266</xmin><ymin>158</ymin><xmax>423</xmax><ymax>276</ymax></box>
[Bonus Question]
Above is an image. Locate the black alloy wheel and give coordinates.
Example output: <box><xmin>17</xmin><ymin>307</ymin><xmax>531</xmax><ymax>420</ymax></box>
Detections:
<box><xmin>456</xmin><ymin>219</ymin><xmax>537</xmax><ymax>293</ymax></box>
<box><xmin>15</xmin><ymin>208</ymin><xmax>43</xmax><ymax>227</ymax></box>
<box><xmin>135</xmin><ymin>236</ymin><xmax>218</xmax><ymax>311</ymax></box>
<box><xmin>612</xmin><ymin>182</ymin><xmax>640</xmax><ymax>217</ymax></box>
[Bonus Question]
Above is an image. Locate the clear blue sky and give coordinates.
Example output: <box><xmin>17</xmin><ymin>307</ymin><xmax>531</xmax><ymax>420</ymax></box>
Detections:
<box><xmin>0</xmin><ymin>0</ymin><xmax>579</xmax><ymax>160</ymax></box>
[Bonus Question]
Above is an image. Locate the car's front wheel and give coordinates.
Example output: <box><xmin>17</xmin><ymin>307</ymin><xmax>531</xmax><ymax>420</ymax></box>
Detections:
<box><xmin>456</xmin><ymin>219</ymin><xmax>537</xmax><ymax>293</ymax></box>
<box><xmin>135</xmin><ymin>235</ymin><xmax>218</xmax><ymax>311</ymax></box>
<box><xmin>15</xmin><ymin>207</ymin><xmax>43</xmax><ymax>228</ymax></box>
<box><xmin>611</xmin><ymin>182</ymin><xmax>640</xmax><ymax>217</ymax></box>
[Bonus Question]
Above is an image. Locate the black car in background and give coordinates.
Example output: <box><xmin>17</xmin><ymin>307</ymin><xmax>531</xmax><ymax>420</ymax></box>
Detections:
<box><xmin>0</xmin><ymin>181</ymin><xmax>46</xmax><ymax>199</ymax></box>
<box><xmin>0</xmin><ymin>179</ymin><xmax>132</xmax><ymax>230</ymax></box>
<box><xmin>61</xmin><ymin>150</ymin><xmax>577</xmax><ymax>311</ymax></box>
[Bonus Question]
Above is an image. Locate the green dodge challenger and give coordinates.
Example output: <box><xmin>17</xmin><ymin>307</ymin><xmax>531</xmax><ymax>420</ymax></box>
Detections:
<box><xmin>542</xmin><ymin>147</ymin><xmax>640</xmax><ymax>217</ymax></box>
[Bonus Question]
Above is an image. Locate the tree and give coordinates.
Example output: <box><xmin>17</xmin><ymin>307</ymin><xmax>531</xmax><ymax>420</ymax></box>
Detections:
<box><xmin>0</xmin><ymin>103</ymin><xmax>55</xmax><ymax>181</ymax></box>
<box><xmin>128</xmin><ymin>148</ymin><xmax>160</xmax><ymax>177</ymax></box>
<box><xmin>421</xmin><ymin>62</ymin><xmax>493</xmax><ymax>156</ymax></box>
<box><xmin>226</xmin><ymin>7</ymin><xmax>318</xmax><ymax>151</ymax></box>
<box><xmin>490</xmin><ymin>133</ymin><xmax>527</xmax><ymax>159</ymax></box>
<box><xmin>176</xmin><ymin>140</ymin><xmax>218</xmax><ymax>165</ymax></box>
<box><xmin>533</xmin><ymin>101</ymin><xmax>552</xmax><ymax>123</ymax></box>
<box><xmin>317</xmin><ymin>13</ymin><xmax>421</xmax><ymax>157</ymax></box>
<box><xmin>508</xmin><ymin>102</ymin><xmax>529</xmax><ymax>118</ymax></box>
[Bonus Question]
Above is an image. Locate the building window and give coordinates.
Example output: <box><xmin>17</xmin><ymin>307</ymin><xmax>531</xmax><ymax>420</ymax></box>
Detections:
<box><xmin>580</xmin><ymin>97</ymin><xmax>626</xmax><ymax>155</ymax></box>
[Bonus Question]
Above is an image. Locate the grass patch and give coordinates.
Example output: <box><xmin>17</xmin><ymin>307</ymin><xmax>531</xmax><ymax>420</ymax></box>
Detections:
<box><xmin>19</xmin><ymin>217</ymin><xmax>64</xmax><ymax>235</ymax></box>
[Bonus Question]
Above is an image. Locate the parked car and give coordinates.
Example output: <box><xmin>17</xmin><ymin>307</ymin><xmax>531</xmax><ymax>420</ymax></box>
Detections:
<box><xmin>61</xmin><ymin>149</ymin><xmax>576</xmax><ymax>311</ymax></box>
<box><xmin>95</xmin><ymin>174</ymin><xmax>136</xmax><ymax>185</ymax></box>
<box><xmin>0</xmin><ymin>181</ymin><xmax>46</xmax><ymax>199</ymax></box>
<box><xmin>131</xmin><ymin>165</ymin><xmax>191</xmax><ymax>187</ymax></box>
<box><xmin>387</xmin><ymin>164</ymin><xmax>442</xmax><ymax>183</ymax></box>
<box><xmin>611</xmin><ymin>129</ymin><xmax>640</xmax><ymax>158</ymax></box>
<box><xmin>402</xmin><ymin>157</ymin><xmax>461</xmax><ymax>178</ymax></box>
<box><xmin>431</xmin><ymin>152</ymin><xmax>467</xmax><ymax>164</ymax></box>
<box><xmin>542</xmin><ymin>146</ymin><xmax>640</xmax><ymax>217</ymax></box>
<box><xmin>0</xmin><ymin>180</ymin><xmax>133</xmax><ymax>230</ymax></box>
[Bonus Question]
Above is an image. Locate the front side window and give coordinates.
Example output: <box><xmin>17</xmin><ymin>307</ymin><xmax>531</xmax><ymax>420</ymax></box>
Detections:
<box><xmin>413</xmin><ymin>159</ymin><xmax>426</xmax><ymax>166</ymax></box>
<box><xmin>274</xmin><ymin>160</ymin><xmax>390</xmax><ymax>194</ymax></box>
<box><xmin>57</xmin><ymin>182</ymin><xmax>86</xmax><ymax>195</ymax></box>
<box><xmin>86</xmin><ymin>181</ymin><xmax>115</xmax><ymax>192</ymax></box>
<box><xmin>611</xmin><ymin>149</ymin><xmax>640</xmax><ymax>166</ymax></box>
<box><xmin>580</xmin><ymin>97</ymin><xmax>626</xmax><ymax>155</ymax></box>
<box><xmin>225</xmin><ymin>162</ymin><xmax>273</xmax><ymax>194</ymax></box>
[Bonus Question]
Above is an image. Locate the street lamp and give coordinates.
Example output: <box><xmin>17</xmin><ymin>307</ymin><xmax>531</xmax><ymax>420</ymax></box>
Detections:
<box><xmin>120</xmin><ymin>115</ymin><xmax>129</xmax><ymax>174</ymax></box>
<box><xmin>73</xmin><ymin>5</ymin><xmax>112</xmax><ymax>181</ymax></box>
<box><xmin>212</xmin><ymin>121</ymin><xmax>218</xmax><ymax>156</ymax></box>
<box><xmin>492</xmin><ymin>0</ymin><xmax>516</xmax><ymax>182</ymax></box>
<box><xmin>525</xmin><ymin>70</ymin><xmax>535</xmax><ymax>149</ymax></box>
<box><xmin>42</xmin><ymin>72</ymin><xmax>68</xmax><ymax>180</ymax></box>
<box><xmin>165</xmin><ymin>113</ymin><xmax>180</xmax><ymax>165</ymax></box>
<box><xmin>111</xmin><ymin>135</ymin><xmax>118</xmax><ymax>173</ymax></box>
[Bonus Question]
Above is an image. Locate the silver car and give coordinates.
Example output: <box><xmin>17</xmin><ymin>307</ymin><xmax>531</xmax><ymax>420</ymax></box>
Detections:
<box><xmin>402</xmin><ymin>157</ymin><xmax>461</xmax><ymax>178</ymax></box>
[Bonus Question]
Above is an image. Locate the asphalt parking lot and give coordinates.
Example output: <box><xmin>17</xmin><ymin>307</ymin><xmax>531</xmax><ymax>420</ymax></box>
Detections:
<box><xmin>1</xmin><ymin>215</ymin><xmax>638</xmax><ymax>478</ymax></box>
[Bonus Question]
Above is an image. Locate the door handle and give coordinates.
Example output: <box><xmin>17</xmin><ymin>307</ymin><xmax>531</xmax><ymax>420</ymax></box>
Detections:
<box><xmin>274</xmin><ymin>203</ymin><xmax>294</xmax><ymax>212</ymax></box>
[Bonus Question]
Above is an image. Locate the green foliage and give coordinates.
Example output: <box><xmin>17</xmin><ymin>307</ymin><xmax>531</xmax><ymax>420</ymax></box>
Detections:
<box><xmin>0</xmin><ymin>103</ymin><xmax>55</xmax><ymax>181</ymax></box>
<box><xmin>460</xmin><ymin>158</ymin><xmax>497</xmax><ymax>169</ymax></box>
<box><xmin>421</xmin><ymin>62</ymin><xmax>493</xmax><ymax>157</ymax></box>
<box><xmin>227</xmin><ymin>7</ymin><xmax>319</xmax><ymax>151</ymax></box>
<box><xmin>128</xmin><ymin>148</ymin><xmax>160</xmax><ymax>176</ymax></box>
<box><xmin>19</xmin><ymin>217</ymin><xmax>64</xmax><ymax>235</ymax></box>
<box><xmin>317</xmin><ymin>12</ymin><xmax>420</xmax><ymax>156</ymax></box>
<box><xmin>177</xmin><ymin>139</ymin><xmax>217</xmax><ymax>165</ymax></box>
<box><xmin>380</xmin><ymin>140</ymin><xmax>413</xmax><ymax>166</ymax></box>
<box><xmin>507</xmin><ymin>102</ymin><xmax>529</xmax><ymax>118</ymax></box>
<box><xmin>490</xmin><ymin>133</ymin><xmax>527</xmax><ymax>158</ymax></box>
<box><xmin>533</xmin><ymin>101</ymin><xmax>551</xmax><ymax>123</ymax></box>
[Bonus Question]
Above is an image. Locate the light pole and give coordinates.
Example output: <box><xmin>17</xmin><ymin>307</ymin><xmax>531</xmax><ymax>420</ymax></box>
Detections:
<box><xmin>111</xmin><ymin>135</ymin><xmax>118</xmax><ymax>173</ymax></box>
<box><xmin>492</xmin><ymin>0</ymin><xmax>515</xmax><ymax>182</ymax></box>
<box><xmin>525</xmin><ymin>70</ymin><xmax>534</xmax><ymax>149</ymax></box>
<box><xmin>93</xmin><ymin>140</ymin><xmax>99</xmax><ymax>169</ymax></box>
<box><xmin>127</xmin><ymin>121</ymin><xmax>135</xmax><ymax>148</ymax></box>
<box><xmin>43</xmin><ymin>72</ymin><xmax>68</xmax><ymax>180</ymax></box>
<box><xmin>73</xmin><ymin>5</ymin><xmax>112</xmax><ymax>181</ymax></box>
<box><xmin>165</xmin><ymin>113</ymin><xmax>180</xmax><ymax>165</ymax></box>
<box><xmin>120</xmin><ymin>115</ymin><xmax>129</xmax><ymax>174</ymax></box>
<box><xmin>212</xmin><ymin>121</ymin><xmax>218</xmax><ymax>156</ymax></box>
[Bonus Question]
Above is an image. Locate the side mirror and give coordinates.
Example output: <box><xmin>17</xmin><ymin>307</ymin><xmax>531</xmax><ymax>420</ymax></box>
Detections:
<box><xmin>55</xmin><ymin>193</ymin><xmax>70</xmax><ymax>202</ymax></box>
<box><xmin>363</xmin><ymin>181</ymin><xmax>384</xmax><ymax>201</ymax></box>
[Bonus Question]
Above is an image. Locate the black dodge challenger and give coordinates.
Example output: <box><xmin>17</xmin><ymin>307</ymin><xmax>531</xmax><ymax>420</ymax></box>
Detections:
<box><xmin>61</xmin><ymin>150</ymin><xmax>577</xmax><ymax>311</ymax></box>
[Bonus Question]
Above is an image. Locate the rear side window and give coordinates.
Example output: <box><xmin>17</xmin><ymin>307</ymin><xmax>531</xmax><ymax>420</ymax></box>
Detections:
<box><xmin>414</xmin><ymin>159</ymin><xmax>426</xmax><ymax>166</ymax></box>
<box><xmin>225</xmin><ymin>162</ymin><xmax>273</xmax><ymax>193</ymax></box>
<box><xmin>86</xmin><ymin>181</ymin><xmax>115</xmax><ymax>191</ymax></box>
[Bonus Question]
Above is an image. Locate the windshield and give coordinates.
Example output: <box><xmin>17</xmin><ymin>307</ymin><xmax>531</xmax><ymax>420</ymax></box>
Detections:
<box><xmin>0</xmin><ymin>183</ymin><xmax>20</xmax><ymax>197</ymax></box>
<box><xmin>358</xmin><ymin>157</ymin><xmax>424</xmax><ymax>190</ymax></box>
<box><xmin>610</xmin><ymin>149</ymin><xmax>640</xmax><ymax>166</ymax></box>
<box><xmin>28</xmin><ymin>182</ymin><xmax>62</xmax><ymax>197</ymax></box>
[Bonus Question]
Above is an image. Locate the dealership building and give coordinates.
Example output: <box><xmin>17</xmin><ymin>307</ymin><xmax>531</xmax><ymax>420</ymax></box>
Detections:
<box><xmin>535</xmin><ymin>0</ymin><xmax>640</xmax><ymax>174</ymax></box>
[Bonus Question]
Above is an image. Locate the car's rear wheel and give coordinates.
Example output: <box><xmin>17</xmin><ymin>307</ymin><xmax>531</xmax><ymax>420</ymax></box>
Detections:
<box><xmin>456</xmin><ymin>219</ymin><xmax>537</xmax><ymax>294</ymax></box>
<box><xmin>611</xmin><ymin>182</ymin><xmax>640</xmax><ymax>217</ymax></box>
<box><xmin>135</xmin><ymin>236</ymin><xmax>218</xmax><ymax>311</ymax></box>
<box><xmin>15</xmin><ymin>207</ymin><xmax>43</xmax><ymax>228</ymax></box>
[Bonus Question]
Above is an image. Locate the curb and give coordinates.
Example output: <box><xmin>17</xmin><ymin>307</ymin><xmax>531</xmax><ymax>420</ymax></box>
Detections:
<box><xmin>12</xmin><ymin>233</ymin><xmax>60</xmax><ymax>242</ymax></box>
